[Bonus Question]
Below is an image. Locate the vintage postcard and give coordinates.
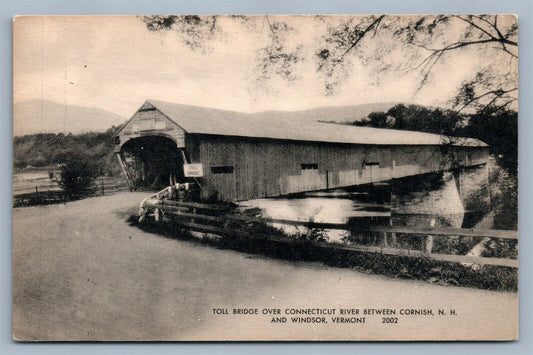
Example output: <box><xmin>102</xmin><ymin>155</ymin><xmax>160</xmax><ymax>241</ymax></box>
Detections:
<box><xmin>13</xmin><ymin>15</ymin><xmax>518</xmax><ymax>341</ymax></box>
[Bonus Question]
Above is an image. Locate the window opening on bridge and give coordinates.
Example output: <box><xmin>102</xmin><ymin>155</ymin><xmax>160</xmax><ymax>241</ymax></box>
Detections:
<box><xmin>301</xmin><ymin>163</ymin><xmax>318</xmax><ymax>170</ymax></box>
<box><xmin>211</xmin><ymin>166</ymin><xmax>234</xmax><ymax>174</ymax></box>
<box><xmin>363</xmin><ymin>160</ymin><xmax>380</xmax><ymax>166</ymax></box>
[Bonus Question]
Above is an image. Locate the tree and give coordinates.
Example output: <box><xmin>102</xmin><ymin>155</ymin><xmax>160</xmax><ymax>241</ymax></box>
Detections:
<box><xmin>356</xmin><ymin>103</ymin><xmax>517</xmax><ymax>175</ymax></box>
<box><xmin>142</xmin><ymin>15</ymin><xmax>220</xmax><ymax>52</ymax></box>
<box><xmin>463</xmin><ymin>107</ymin><xmax>518</xmax><ymax>173</ymax></box>
<box><xmin>362</xmin><ymin>111</ymin><xmax>389</xmax><ymax>128</ymax></box>
<box><xmin>317</xmin><ymin>15</ymin><xmax>517</xmax><ymax>110</ymax></box>
<box><xmin>54</xmin><ymin>153</ymin><xmax>98</xmax><ymax>198</ymax></box>
<box><xmin>141</xmin><ymin>15</ymin><xmax>517</xmax><ymax>113</ymax></box>
<box><xmin>356</xmin><ymin>104</ymin><xmax>462</xmax><ymax>136</ymax></box>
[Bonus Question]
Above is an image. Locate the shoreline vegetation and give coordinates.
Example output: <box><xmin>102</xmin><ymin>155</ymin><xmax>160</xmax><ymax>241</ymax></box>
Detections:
<box><xmin>128</xmin><ymin>212</ymin><xmax>518</xmax><ymax>292</ymax></box>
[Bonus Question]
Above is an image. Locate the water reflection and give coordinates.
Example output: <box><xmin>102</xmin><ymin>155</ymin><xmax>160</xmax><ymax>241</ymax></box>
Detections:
<box><xmin>390</xmin><ymin>172</ymin><xmax>464</xmax><ymax>229</ymax></box>
<box><xmin>238</xmin><ymin>194</ymin><xmax>388</xmax><ymax>241</ymax></box>
<box><xmin>238</xmin><ymin>171</ymin><xmax>490</xmax><ymax>242</ymax></box>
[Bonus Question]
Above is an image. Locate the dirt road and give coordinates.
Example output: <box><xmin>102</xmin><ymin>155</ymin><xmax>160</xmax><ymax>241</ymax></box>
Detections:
<box><xmin>13</xmin><ymin>193</ymin><xmax>517</xmax><ymax>341</ymax></box>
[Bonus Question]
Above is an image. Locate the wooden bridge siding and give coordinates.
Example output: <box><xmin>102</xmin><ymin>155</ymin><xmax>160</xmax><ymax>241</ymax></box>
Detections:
<box><xmin>454</xmin><ymin>146</ymin><xmax>489</xmax><ymax>167</ymax></box>
<box><xmin>189</xmin><ymin>135</ymin><xmax>489</xmax><ymax>202</ymax></box>
<box><xmin>393</xmin><ymin>146</ymin><xmax>443</xmax><ymax>174</ymax></box>
<box><xmin>196</xmin><ymin>137</ymin><xmax>237</xmax><ymax>200</ymax></box>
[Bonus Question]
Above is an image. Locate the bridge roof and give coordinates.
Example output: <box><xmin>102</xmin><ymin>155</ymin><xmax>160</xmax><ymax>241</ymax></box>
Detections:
<box><xmin>120</xmin><ymin>100</ymin><xmax>488</xmax><ymax>147</ymax></box>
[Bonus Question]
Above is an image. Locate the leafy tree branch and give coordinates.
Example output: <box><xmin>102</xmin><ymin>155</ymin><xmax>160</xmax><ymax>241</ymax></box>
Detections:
<box><xmin>140</xmin><ymin>15</ymin><xmax>517</xmax><ymax>111</ymax></box>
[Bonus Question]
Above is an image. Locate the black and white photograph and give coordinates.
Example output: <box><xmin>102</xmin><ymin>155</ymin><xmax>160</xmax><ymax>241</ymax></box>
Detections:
<box><xmin>12</xmin><ymin>14</ymin><xmax>518</xmax><ymax>341</ymax></box>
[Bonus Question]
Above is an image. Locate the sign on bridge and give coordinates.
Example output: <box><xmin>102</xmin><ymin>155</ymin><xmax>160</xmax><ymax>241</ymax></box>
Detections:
<box><xmin>184</xmin><ymin>163</ymin><xmax>204</xmax><ymax>177</ymax></box>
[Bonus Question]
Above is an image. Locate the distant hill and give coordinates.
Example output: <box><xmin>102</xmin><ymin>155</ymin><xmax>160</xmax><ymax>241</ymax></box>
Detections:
<box><xmin>13</xmin><ymin>99</ymin><xmax>398</xmax><ymax>137</ymax></box>
<box><xmin>254</xmin><ymin>102</ymin><xmax>398</xmax><ymax>124</ymax></box>
<box><xmin>14</xmin><ymin>99</ymin><xmax>127</xmax><ymax>136</ymax></box>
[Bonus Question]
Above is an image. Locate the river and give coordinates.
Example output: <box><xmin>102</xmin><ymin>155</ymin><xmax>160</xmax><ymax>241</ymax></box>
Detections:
<box><xmin>238</xmin><ymin>171</ymin><xmax>491</xmax><ymax>242</ymax></box>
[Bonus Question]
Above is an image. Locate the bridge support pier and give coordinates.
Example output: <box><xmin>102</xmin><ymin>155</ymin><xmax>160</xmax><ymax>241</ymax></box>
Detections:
<box><xmin>454</xmin><ymin>164</ymin><xmax>493</xmax><ymax>228</ymax></box>
<box><xmin>389</xmin><ymin>165</ymin><xmax>492</xmax><ymax>230</ymax></box>
<box><xmin>390</xmin><ymin>172</ymin><xmax>464</xmax><ymax>229</ymax></box>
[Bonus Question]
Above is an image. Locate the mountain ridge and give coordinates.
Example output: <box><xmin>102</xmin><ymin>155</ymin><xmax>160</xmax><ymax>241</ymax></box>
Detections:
<box><xmin>14</xmin><ymin>99</ymin><xmax>127</xmax><ymax>136</ymax></box>
<box><xmin>14</xmin><ymin>99</ymin><xmax>399</xmax><ymax>137</ymax></box>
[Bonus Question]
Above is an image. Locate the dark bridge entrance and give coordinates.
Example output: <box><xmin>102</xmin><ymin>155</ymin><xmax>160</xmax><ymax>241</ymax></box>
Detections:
<box><xmin>118</xmin><ymin>135</ymin><xmax>185</xmax><ymax>191</ymax></box>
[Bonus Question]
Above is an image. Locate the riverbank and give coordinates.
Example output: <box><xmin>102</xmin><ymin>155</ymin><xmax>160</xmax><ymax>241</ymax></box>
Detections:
<box><xmin>13</xmin><ymin>192</ymin><xmax>517</xmax><ymax>341</ymax></box>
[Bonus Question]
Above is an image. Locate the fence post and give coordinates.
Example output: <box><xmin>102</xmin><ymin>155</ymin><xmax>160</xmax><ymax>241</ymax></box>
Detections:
<box><xmin>425</xmin><ymin>218</ymin><xmax>436</xmax><ymax>254</ymax></box>
<box><xmin>101</xmin><ymin>177</ymin><xmax>105</xmax><ymax>195</ymax></box>
<box><xmin>35</xmin><ymin>185</ymin><xmax>39</xmax><ymax>202</ymax></box>
<box><xmin>389</xmin><ymin>218</ymin><xmax>397</xmax><ymax>247</ymax></box>
<box><xmin>305</xmin><ymin>218</ymin><xmax>314</xmax><ymax>239</ymax></box>
<box><xmin>425</xmin><ymin>235</ymin><xmax>434</xmax><ymax>254</ymax></box>
<box><xmin>381</xmin><ymin>232</ymin><xmax>388</xmax><ymax>247</ymax></box>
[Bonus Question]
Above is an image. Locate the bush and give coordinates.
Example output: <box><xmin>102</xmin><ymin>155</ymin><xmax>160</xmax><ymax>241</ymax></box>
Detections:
<box><xmin>55</xmin><ymin>154</ymin><xmax>98</xmax><ymax>198</ymax></box>
<box><xmin>489</xmin><ymin>163</ymin><xmax>518</xmax><ymax>230</ymax></box>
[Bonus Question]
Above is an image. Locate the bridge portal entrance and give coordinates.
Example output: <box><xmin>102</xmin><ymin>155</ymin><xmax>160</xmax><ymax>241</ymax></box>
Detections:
<box><xmin>117</xmin><ymin>135</ymin><xmax>185</xmax><ymax>191</ymax></box>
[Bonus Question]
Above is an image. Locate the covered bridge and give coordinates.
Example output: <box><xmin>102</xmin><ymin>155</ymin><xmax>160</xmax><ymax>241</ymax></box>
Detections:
<box><xmin>113</xmin><ymin>100</ymin><xmax>489</xmax><ymax>202</ymax></box>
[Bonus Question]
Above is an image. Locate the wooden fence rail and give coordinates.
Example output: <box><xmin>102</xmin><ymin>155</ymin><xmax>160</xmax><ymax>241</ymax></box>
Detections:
<box><xmin>148</xmin><ymin>200</ymin><xmax>518</xmax><ymax>269</ymax></box>
<box><xmin>13</xmin><ymin>176</ymin><xmax>129</xmax><ymax>195</ymax></box>
<box><xmin>13</xmin><ymin>176</ymin><xmax>129</xmax><ymax>206</ymax></box>
<box><xmin>368</xmin><ymin>226</ymin><xmax>518</xmax><ymax>240</ymax></box>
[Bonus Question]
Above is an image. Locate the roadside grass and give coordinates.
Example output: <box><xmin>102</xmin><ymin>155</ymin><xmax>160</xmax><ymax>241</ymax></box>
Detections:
<box><xmin>13</xmin><ymin>190</ymin><xmax>78</xmax><ymax>207</ymax></box>
<box><xmin>128</xmin><ymin>215</ymin><xmax>517</xmax><ymax>292</ymax></box>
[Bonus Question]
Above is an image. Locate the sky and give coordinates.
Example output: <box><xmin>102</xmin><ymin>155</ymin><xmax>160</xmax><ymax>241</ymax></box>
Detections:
<box><xmin>13</xmin><ymin>15</ymin><xmax>515</xmax><ymax>121</ymax></box>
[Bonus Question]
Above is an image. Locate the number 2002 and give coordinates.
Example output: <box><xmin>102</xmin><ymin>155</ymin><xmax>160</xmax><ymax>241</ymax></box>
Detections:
<box><xmin>382</xmin><ymin>317</ymin><xmax>398</xmax><ymax>323</ymax></box>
